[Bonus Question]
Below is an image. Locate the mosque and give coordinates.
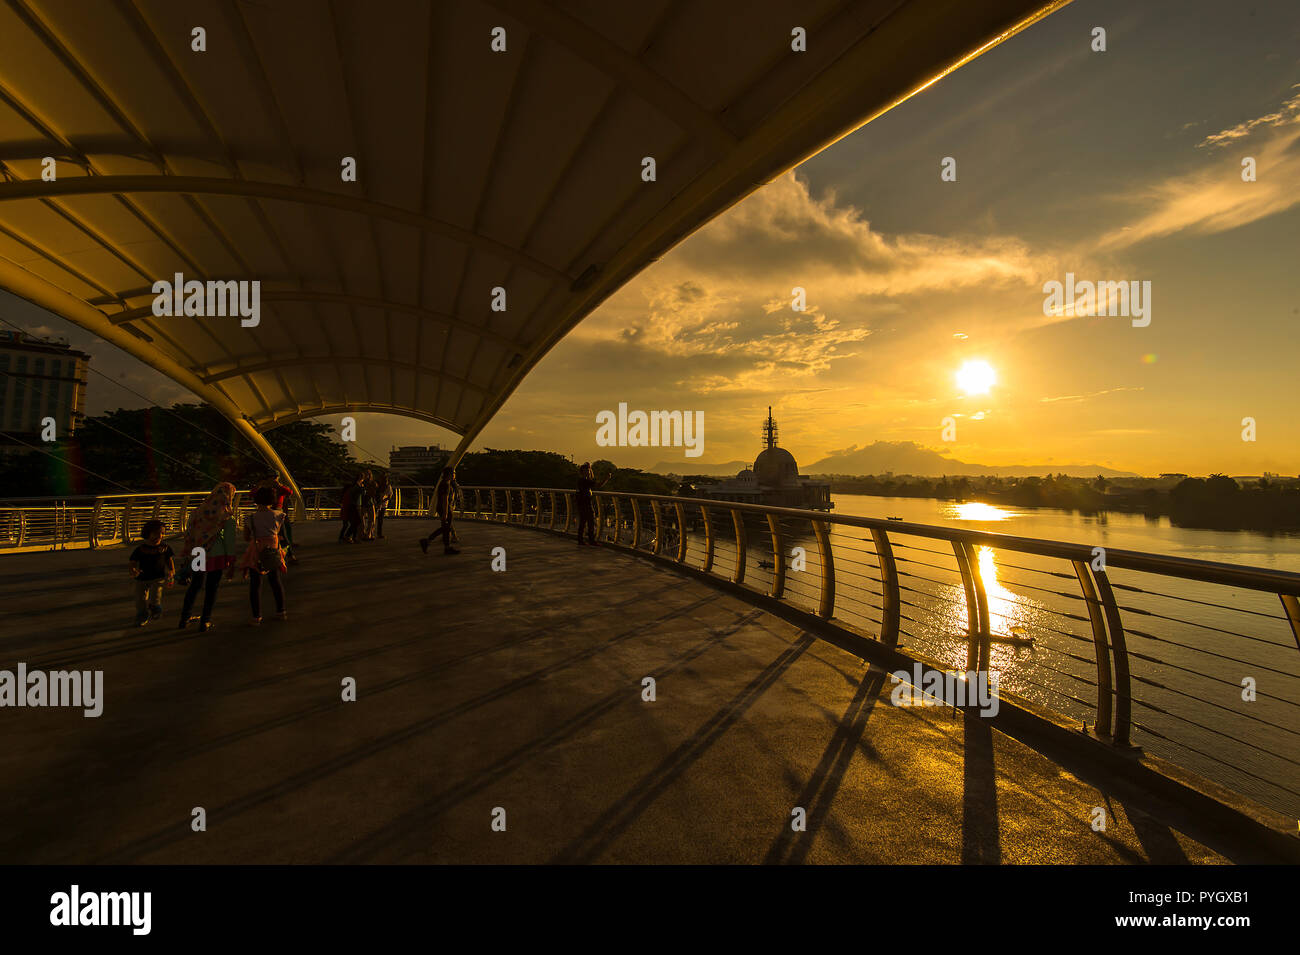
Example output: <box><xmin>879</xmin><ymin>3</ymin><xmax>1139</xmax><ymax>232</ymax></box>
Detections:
<box><xmin>702</xmin><ymin>409</ymin><xmax>833</xmax><ymax>511</ymax></box>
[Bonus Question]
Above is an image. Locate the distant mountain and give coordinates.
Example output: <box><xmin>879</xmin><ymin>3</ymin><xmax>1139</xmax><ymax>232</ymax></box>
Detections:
<box><xmin>805</xmin><ymin>441</ymin><xmax>1138</xmax><ymax>478</ymax></box>
<box><xmin>649</xmin><ymin>460</ymin><xmax>751</xmax><ymax>476</ymax></box>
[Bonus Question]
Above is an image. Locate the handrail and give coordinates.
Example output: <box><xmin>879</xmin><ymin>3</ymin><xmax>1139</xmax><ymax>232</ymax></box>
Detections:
<box><xmin>452</xmin><ymin>486</ymin><xmax>1300</xmax><ymax>594</ymax></box>
<box><xmin>449</xmin><ymin>483</ymin><xmax>1300</xmax><ymax>821</ymax></box>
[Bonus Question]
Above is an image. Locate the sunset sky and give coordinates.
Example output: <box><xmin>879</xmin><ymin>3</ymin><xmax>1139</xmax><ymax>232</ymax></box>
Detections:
<box><xmin>6</xmin><ymin>0</ymin><xmax>1298</xmax><ymax>477</ymax></box>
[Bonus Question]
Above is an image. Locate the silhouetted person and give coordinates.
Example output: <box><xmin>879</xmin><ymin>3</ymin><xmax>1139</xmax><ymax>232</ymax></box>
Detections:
<box><xmin>240</xmin><ymin>486</ymin><xmax>287</xmax><ymax>625</ymax></box>
<box><xmin>339</xmin><ymin>472</ymin><xmax>365</xmax><ymax>543</ymax></box>
<box><xmin>260</xmin><ymin>473</ymin><xmax>298</xmax><ymax>563</ymax></box>
<box><xmin>375</xmin><ymin>471</ymin><xmax>392</xmax><ymax>538</ymax></box>
<box><xmin>576</xmin><ymin>462</ymin><xmax>610</xmax><ymax>545</ymax></box>
<box><xmin>419</xmin><ymin>466</ymin><xmax>460</xmax><ymax>555</ymax></box>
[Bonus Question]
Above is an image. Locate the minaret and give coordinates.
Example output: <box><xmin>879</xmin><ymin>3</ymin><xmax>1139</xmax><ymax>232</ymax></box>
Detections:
<box><xmin>762</xmin><ymin>406</ymin><xmax>778</xmax><ymax>450</ymax></box>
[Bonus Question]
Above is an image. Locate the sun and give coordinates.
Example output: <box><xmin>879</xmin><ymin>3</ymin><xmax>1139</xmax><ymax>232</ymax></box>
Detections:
<box><xmin>956</xmin><ymin>359</ymin><xmax>996</xmax><ymax>396</ymax></box>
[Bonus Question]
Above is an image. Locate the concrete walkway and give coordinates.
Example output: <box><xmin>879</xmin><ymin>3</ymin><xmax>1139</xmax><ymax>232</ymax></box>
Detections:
<box><xmin>0</xmin><ymin>518</ymin><xmax>1226</xmax><ymax>863</ymax></box>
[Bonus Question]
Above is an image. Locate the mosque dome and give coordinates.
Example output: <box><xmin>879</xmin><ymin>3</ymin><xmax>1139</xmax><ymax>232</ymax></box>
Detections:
<box><xmin>753</xmin><ymin>446</ymin><xmax>799</xmax><ymax>487</ymax></box>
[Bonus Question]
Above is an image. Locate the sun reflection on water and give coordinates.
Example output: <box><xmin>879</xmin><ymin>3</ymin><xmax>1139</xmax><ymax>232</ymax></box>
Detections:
<box><xmin>948</xmin><ymin>501</ymin><xmax>1015</xmax><ymax>522</ymax></box>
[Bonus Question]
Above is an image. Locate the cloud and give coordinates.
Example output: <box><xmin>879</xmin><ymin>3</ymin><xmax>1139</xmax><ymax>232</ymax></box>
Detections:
<box><xmin>1100</xmin><ymin>88</ymin><xmax>1300</xmax><ymax>249</ymax></box>
<box><xmin>1039</xmin><ymin>387</ymin><xmax>1144</xmax><ymax>404</ymax></box>
<box><xmin>1197</xmin><ymin>86</ymin><xmax>1300</xmax><ymax>147</ymax></box>
<box><xmin>576</xmin><ymin>171</ymin><xmax>1058</xmax><ymax>398</ymax></box>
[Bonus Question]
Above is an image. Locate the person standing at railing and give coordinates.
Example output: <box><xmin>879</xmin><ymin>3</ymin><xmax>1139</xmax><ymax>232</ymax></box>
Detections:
<box><xmin>374</xmin><ymin>471</ymin><xmax>392</xmax><ymax>539</ymax></box>
<box><xmin>575</xmin><ymin>462</ymin><xmax>610</xmax><ymax>546</ymax></box>
<box><xmin>239</xmin><ymin>486</ymin><xmax>288</xmax><ymax>625</ymax></box>
<box><xmin>178</xmin><ymin>482</ymin><xmax>237</xmax><ymax>632</ymax></box>
<box><xmin>419</xmin><ymin>466</ymin><xmax>460</xmax><ymax>555</ymax></box>
<box><xmin>128</xmin><ymin>519</ymin><xmax>175</xmax><ymax>627</ymax></box>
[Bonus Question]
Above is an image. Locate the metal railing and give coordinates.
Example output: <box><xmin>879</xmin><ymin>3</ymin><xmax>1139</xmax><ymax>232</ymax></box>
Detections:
<box><xmin>0</xmin><ymin>485</ymin><xmax>436</xmax><ymax>550</ymax></box>
<box><xmin>4</xmin><ymin>481</ymin><xmax>1299</xmax><ymax>819</ymax></box>
<box><xmin>453</xmin><ymin>485</ymin><xmax>1300</xmax><ymax>821</ymax></box>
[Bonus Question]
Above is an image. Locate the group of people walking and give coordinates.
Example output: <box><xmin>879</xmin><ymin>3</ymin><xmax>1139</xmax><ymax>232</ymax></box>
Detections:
<box><xmin>338</xmin><ymin>470</ymin><xmax>391</xmax><ymax>543</ymax></box>
<box><xmin>128</xmin><ymin>474</ymin><xmax>295</xmax><ymax>630</ymax></box>
<box><xmin>125</xmin><ymin>460</ymin><xmax>612</xmax><ymax>629</ymax></box>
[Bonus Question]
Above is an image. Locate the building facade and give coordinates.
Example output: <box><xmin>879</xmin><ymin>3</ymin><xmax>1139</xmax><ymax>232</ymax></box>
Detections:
<box><xmin>0</xmin><ymin>330</ymin><xmax>90</xmax><ymax>441</ymax></box>
<box><xmin>703</xmin><ymin>408</ymin><xmax>832</xmax><ymax>511</ymax></box>
<box><xmin>389</xmin><ymin>444</ymin><xmax>447</xmax><ymax>477</ymax></box>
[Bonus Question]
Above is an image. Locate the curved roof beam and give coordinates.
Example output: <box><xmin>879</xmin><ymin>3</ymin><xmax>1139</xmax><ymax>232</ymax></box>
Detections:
<box><xmin>0</xmin><ymin>254</ymin><xmax>304</xmax><ymax>506</ymax></box>
<box><xmin>0</xmin><ymin>176</ymin><xmax>570</xmax><ymax>283</ymax></box>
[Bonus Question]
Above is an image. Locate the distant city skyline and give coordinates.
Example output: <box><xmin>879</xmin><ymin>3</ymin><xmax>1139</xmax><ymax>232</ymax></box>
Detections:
<box><xmin>4</xmin><ymin>0</ymin><xmax>1297</xmax><ymax>478</ymax></box>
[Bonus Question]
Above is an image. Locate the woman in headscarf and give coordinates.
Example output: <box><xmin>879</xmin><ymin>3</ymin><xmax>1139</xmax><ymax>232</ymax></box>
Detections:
<box><xmin>178</xmin><ymin>482</ymin><xmax>238</xmax><ymax>631</ymax></box>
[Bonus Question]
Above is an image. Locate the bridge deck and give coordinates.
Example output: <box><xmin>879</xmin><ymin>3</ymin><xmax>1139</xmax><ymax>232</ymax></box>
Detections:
<box><xmin>0</xmin><ymin>518</ymin><xmax>1227</xmax><ymax>863</ymax></box>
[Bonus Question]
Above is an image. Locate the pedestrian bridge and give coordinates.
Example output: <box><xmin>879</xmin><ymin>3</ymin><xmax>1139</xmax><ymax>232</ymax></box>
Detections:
<box><xmin>1</xmin><ymin>492</ymin><xmax>1298</xmax><ymax>864</ymax></box>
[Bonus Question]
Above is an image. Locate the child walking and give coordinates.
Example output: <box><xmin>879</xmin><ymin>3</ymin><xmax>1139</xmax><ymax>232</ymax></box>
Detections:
<box><xmin>238</xmin><ymin>486</ymin><xmax>288</xmax><ymax>625</ymax></box>
<box><xmin>128</xmin><ymin>519</ymin><xmax>175</xmax><ymax>626</ymax></box>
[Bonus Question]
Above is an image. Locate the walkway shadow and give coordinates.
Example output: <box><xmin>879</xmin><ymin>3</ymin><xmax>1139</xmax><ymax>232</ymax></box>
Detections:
<box><xmin>962</xmin><ymin>708</ymin><xmax>1001</xmax><ymax>864</ymax></box>
<box><xmin>1118</xmin><ymin>798</ymin><xmax>1191</xmax><ymax>864</ymax></box>
<box><xmin>330</xmin><ymin>608</ymin><xmax>770</xmax><ymax>862</ymax></box>
<box><xmin>763</xmin><ymin>665</ymin><xmax>889</xmax><ymax>864</ymax></box>
<box><xmin>550</xmin><ymin>632</ymin><xmax>817</xmax><ymax>864</ymax></box>
<box><xmin>87</xmin><ymin>590</ymin><xmax>729</xmax><ymax>863</ymax></box>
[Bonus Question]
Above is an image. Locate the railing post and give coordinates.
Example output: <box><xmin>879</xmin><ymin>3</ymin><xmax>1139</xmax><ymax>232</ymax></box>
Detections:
<box><xmin>871</xmin><ymin>528</ymin><xmax>900</xmax><ymax>646</ymax></box>
<box><xmin>700</xmin><ymin>505</ymin><xmax>714</xmax><ymax>572</ymax></box>
<box><xmin>812</xmin><ymin>519</ymin><xmax>835</xmax><ymax>619</ymax></box>
<box><xmin>548</xmin><ymin>491</ymin><xmax>557</xmax><ymax>530</ymax></box>
<box><xmin>951</xmin><ymin>541</ymin><xmax>991</xmax><ymax>672</ymax></box>
<box><xmin>1072</xmin><ymin>560</ymin><xmax>1115</xmax><ymax>738</ymax></box>
<box><xmin>1091</xmin><ymin>568</ymin><xmax>1133</xmax><ymax>746</ymax></box>
<box><xmin>765</xmin><ymin>513</ymin><xmax>786</xmax><ymax>599</ymax></box>
<box><xmin>1279</xmin><ymin>593</ymin><xmax>1300</xmax><ymax>654</ymax></box>
<box><xmin>631</xmin><ymin>498</ymin><xmax>641</xmax><ymax>549</ymax></box>
<box><xmin>17</xmin><ymin>508</ymin><xmax>27</xmax><ymax>548</ymax></box>
<box><xmin>673</xmin><ymin>502</ymin><xmax>687</xmax><ymax>563</ymax></box>
<box><xmin>730</xmin><ymin>508</ymin><xmax>746</xmax><ymax>585</ymax></box>
<box><xmin>563</xmin><ymin>492</ymin><xmax>572</xmax><ymax>533</ymax></box>
<box><xmin>610</xmin><ymin>497</ymin><xmax>622</xmax><ymax>545</ymax></box>
<box><xmin>121</xmin><ymin>501</ymin><xmax>133</xmax><ymax>545</ymax></box>
<box><xmin>313</xmin><ymin>489</ymin><xmax>322</xmax><ymax>519</ymax></box>
<box><xmin>650</xmin><ymin>500</ymin><xmax>663</xmax><ymax>555</ymax></box>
